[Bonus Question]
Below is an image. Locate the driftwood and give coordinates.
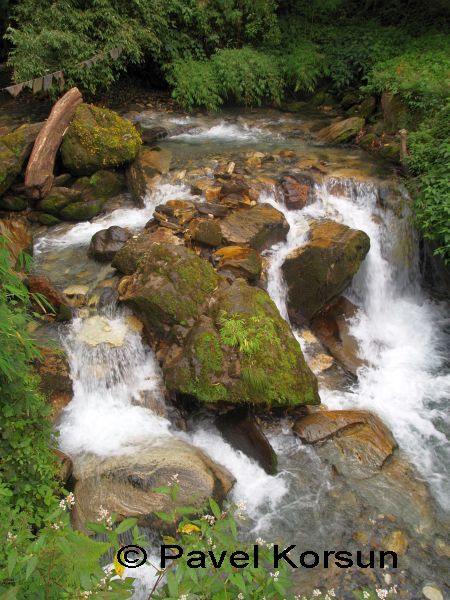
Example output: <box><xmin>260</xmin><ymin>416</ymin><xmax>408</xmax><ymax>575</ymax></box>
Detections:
<box><xmin>24</xmin><ymin>87</ymin><xmax>83</xmax><ymax>199</ymax></box>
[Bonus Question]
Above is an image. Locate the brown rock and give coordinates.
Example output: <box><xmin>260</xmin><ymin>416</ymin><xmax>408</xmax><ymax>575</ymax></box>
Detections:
<box><xmin>220</xmin><ymin>203</ymin><xmax>289</xmax><ymax>251</ymax></box>
<box><xmin>112</xmin><ymin>228</ymin><xmax>183</xmax><ymax>274</ymax></box>
<box><xmin>212</xmin><ymin>246</ymin><xmax>262</xmax><ymax>282</ymax></box>
<box><xmin>383</xmin><ymin>530</ymin><xmax>409</xmax><ymax>555</ymax></box>
<box><xmin>317</xmin><ymin>117</ymin><xmax>365</xmax><ymax>144</ymax></box>
<box><xmin>216</xmin><ymin>407</ymin><xmax>277</xmax><ymax>474</ymax></box>
<box><xmin>53</xmin><ymin>449</ymin><xmax>73</xmax><ymax>484</ymax></box>
<box><xmin>126</xmin><ymin>147</ymin><xmax>170</xmax><ymax>206</ymax></box>
<box><xmin>88</xmin><ymin>226</ymin><xmax>131</xmax><ymax>262</ymax></box>
<box><xmin>188</xmin><ymin>218</ymin><xmax>222</xmax><ymax>247</ymax></box>
<box><xmin>25</xmin><ymin>88</ymin><xmax>83</xmax><ymax>199</ymax></box>
<box><xmin>194</xmin><ymin>201</ymin><xmax>228</xmax><ymax>218</ymax></box>
<box><xmin>34</xmin><ymin>346</ymin><xmax>73</xmax><ymax>420</ymax></box>
<box><xmin>71</xmin><ymin>440</ymin><xmax>235</xmax><ymax>532</ymax></box>
<box><xmin>311</xmin><ymin>296</ymin><xmax>366</xmax><ymax>376</ymax></box>
<box><xmin>293</xmin><ymin>409</ymin><xmax>396</xmax><ymax>478</ymax></box>
<box><xmin>282</xmin><ymin>219</ymin><xmax>370</xmax><ymax>322</ymax></box>
<box><xmin>279</xmin><ymin>174</ymin><xmax>315</xmax><ymax>210</ymax></box>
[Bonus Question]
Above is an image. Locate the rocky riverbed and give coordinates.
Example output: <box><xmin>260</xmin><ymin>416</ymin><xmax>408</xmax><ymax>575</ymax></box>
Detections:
<box><xmin>1</xmin><ymin>92</ymin><xmax>449</xmax><ymax>599</ymax></box>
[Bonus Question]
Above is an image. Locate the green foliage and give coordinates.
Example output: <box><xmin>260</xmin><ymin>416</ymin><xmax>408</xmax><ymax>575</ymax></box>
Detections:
<box><xmin>281</xmin><ymin>41</ymin><xmax>329</xmax><ymax>93</ymax></box>
<box><xmin>149</xmin><ymin>482</ymin><xmax>293</xmax><ymax>599</ymax></box>
<box><xmin>0</xmin><ymin>496</ymin><xmax>141</xmax><ymax>599</ymax></box>
<box><xmin>167</xmin><ymin>48</ymin><xmax>284</xmax><ymax>110</ymax></box>
<box><xmin>0</xmin><ymin>237</ymin><xmax>59</xmax><ymax>526</ymax></box>
<box><xmin>366</xmin><ymin>32</ymin><xmax>450</xmax><ymax>111</ymax></box>
<box><xmin>407</xmin><ymin>102</ymin><xmax>450</xmax><ymax>262</ymax></box>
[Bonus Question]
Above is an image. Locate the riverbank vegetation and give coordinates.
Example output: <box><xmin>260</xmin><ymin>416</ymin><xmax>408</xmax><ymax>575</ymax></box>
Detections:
<box><xmin>2</xmin><ymin>0</ymin><xmax>449</xmax><ymax>259</ymax></box>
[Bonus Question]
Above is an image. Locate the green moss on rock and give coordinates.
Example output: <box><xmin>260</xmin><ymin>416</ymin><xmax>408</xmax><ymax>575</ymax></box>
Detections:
<box><xmin>0</xmin><ymin>123</ymin><xmax>41</xmax><ymax>195</ymax></box>
<box><xmin>120</xmin><ymin>243</ymin><xmax>219</xmax><ymax>333</ymax></box>
<box><xmin>61</xmin><ymin>104</ymin><xmax>142</xmax><ymax>176</ymax></box>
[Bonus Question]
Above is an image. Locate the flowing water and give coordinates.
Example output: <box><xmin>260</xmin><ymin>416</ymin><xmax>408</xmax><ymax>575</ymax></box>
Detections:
<box><xmin>33</xmin><ymin>108</ymin><xmax>449</xmax><ymax>598</ymax></box>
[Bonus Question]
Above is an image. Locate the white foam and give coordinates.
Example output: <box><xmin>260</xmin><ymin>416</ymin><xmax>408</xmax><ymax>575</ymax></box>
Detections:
<box><xmin>34</xmin><ymin>183</ymin><xmax>195</xmax><ymax>254</ymax></box>
<box><xmin>265</xmin><ymin>179</ymin><xmax>450</xmax><ymax>508</ymax></box>
<box><xmin>169</xmin><ymin>121</ymin><xmax>268</xmax><ymax>142</ymax></box>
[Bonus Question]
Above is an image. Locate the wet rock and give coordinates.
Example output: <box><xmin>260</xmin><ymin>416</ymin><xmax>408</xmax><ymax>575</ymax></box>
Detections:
<box><xmin>63</xmin><ymin>284</ymin><xmax>89</xmax><ymax>307</ymax></box>
<box><xmin>53</xmin><ymin>448</ymin><xmax>73</xmax><ymax>484</ymax></box>
<box><xmin>0</xmin><ymin>123</ymin><xmax>42</xmax><ymax>196</ymax></box>
<box><xmin>188</xmin><ymin>218</ymin><xmax>222</xmax><ymax>247</ymax></box>
<box><xmin>383</xmin><ymin>530</ymin><xmax>409</xmax><ymax>555</ymax></box>
<box><xmin>317</xmin><ymin>117</ymin><xmax>364</xmax><ymax>144</ymax></box>
<box><xmin>88</xmin><ymin>226</ymin><xmax>131</xmax><ymax>262</ymax></box>
<box><xmin>0</xmin><ymin>195</ymin><xmax>28</xmax><ymax>211</ymax></box>
<box><xmin>279</xmin><ymin>174</ymin><xmax>315</xmax><ymax>210</ymax></box>
<box><xmin>117</xmin><ymin>243</ymin><xmax>218</xmax><ymax>334</ymax></box>
<box><xmin>98</xmin><ymin>287</ymin><xmax>119</xmax><ymax>309</ymax></box>
<box><xmin>311</xmin><ymin>296</ymin><xmax>366</xmax><ymax>376</ymax></box>
<box><xmin>212</xmin><ymin>246</ymin><xmax>262</xmax><ymax>282</ymax></box>
<box><xmin>164</xmin><ymin>279</ymin><xmax>320</xmax><ymax>408</ymax></box>
<box><xmin>71</xmin><ymin>439</ymin><xmax>234</xmax><ymax>532</ymax></box>
<box><xmin>26</xmin><ymin>275</ymin><xmax>71</xmax><ymax>321</ymax></box>
<box><xmin>34</xmin><ymin>346</ymin><xmax>73</xmax><ymax>420</ymax></box>
<box><xmin>112</xmin><ymin>228</ymin><xmax>183</xmax><ymax>275</ymax></box>
<box><xmin>293</xmin><ymin>409</ymin><xmax>396</xmax><ymax>479</ymax></box>
<box><xmin>220</xmin><ymin>203</ymin><xmax>289</xmax><ymax>251</ymax></box>
<box><xmin>0</xmin><ymin>217</ymin><xmax>32</xmax><ymax>265</ymax></box>
<box><xmin>78</xmin><ymin>315</ymin><xmax>128</xmax><ymax>347</ymax></box>
<box><xmin>216</xmin><ymin>407</ymin><xmax>277</xmax><ymax>474</ymax></box>
<box><xmin>138</xmin><ymin>126</ymin><xmax>169</xmax><ymax>145</ymax></box>
<box><xmin>61</xmin><ymin>104</ymin><xmax>142</xmax><ymax>176</ymax></box>
<box><xmin>282</xmin><ymin>219</ymin><xmax>370</xmax><ymax>322</ymax></box>
<box><xmin>126</xmin><ymin>147</ymin><xmax>170</xmax><ymax>206</ymax></box>
<box><xmin>164</xmin><ymin>199</ymin><xmax>197</xmax><ymax>226</ymax></box>
<box><xmin>422</xmin><ymin>585</ymin><xmax>444</xmax><ymax>600</ymax></box>
<box><xmin>194</xmin><ymin>201</ymin><xmax>228</xmax><ymax>218</ymax></box>
<box><xmin>37</xmin><ymin>186</ymin><xmax>82</xmax><ymax>215</ymax></box>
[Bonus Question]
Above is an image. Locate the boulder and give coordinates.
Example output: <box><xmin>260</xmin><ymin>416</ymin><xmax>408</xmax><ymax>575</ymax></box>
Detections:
<box><xmin>61</xmin><ymin>104</ymin><xmax>142</xmax><ymax>176</ymax></box>
<box><xmin>188</xmin><ymin>218</ymin><xmax>222</xmax><ymax>247</ymax></box>
<box><xmin>126</xmin><ymin>147</ymin><xmax>171</xmax><ymax>206</ymax></box>
<box><xmin>293</xmin><ymin>409</ymin><xmax>396</xmax><ymax>478</ymax></box>
<box><xmin>71</xmin><ymin>439</ymin><xmax>235</xmax><ymax>532</ymax></box>
<box><xmin>35</xmin><ymin>346</ymin><xmax>73</xmax><ymax>420</ymax></box>
<box><xmin>117</xmin><ymin>243</ymin><xmax>219</xmax><ymax>333</ymax></box>
<box><xmin>282</xmin><ymin>219</ymin><xmax>370</xmax><ymax>322</ymax></box>
<box><xmin>220</xmin><ymin>203</ymin><xmax>289</xmax><ymax>251</ymax></box>
<box><xmin>0</xmin><ymin>195</ymin><xmax>27</xmax><ymax>211</ymax></box>
<box><xmin>157</xmin><ymin>199</ymin><xmax>197</xmax><ymax>227</ymax></box>
<box><xmin>311</xmin><ymin>296</ymin><xmax>366</xmax><ymax>376</ymax></box>
<box><xmin>212</xmin><ymin>246</ymin><xmax>262</xmax><ymax>282</ymax></box>
<box><xmin>164</xmin><ymin>279</ymin><xmax>320</xmax><ymax>408</ymax></box>
<box><xmin>37</xmin><ymin>187</ymin><xmax>82</xmax><ymax>216</ymax></box>
<box><xmin>0</xmin><ymin>123</ymin><xmax>42</xmax><ymax>195</ymax></box>
<box><xmin>317</xmin><ymin>117</ymin><xmax>364</xmax><ymax>144</ymax></box>
<box><xmin>381</xmin><ymin>92</ymin><xmax>410</xmax><ymax>132</ymax></box>
<box><xmin>216</xmin><ymin>407</ymin><xmax>277</xmax><ymax>474</ymax></box>
<box><xmin>138</xmin><ymin>126</ymin><xmax>169</xmax><ymax>145</ymax></box>
<box><xmin>26</xmin><ymin>275</ymin><xmax>72</xmax><ymax>321</ymax></box>
<box><xmin>194</xmin><ymin>201</ymin><xmax>228</xmax><ymax>218</ymax></box>
<box><xmin>0</xmin><ymin>218</ymin><xmax>32</xmax><ymax>265</ymax></box>
<box><xmin>53</xmin><ymin>449</ymin><xmax>73</xmax><ymax>484</ymax></box>
<box><xmin>279</xmin><ymin>174</ymin><xmax>315</xmax><ymax>210</ymax></box>
<box><xmin>88</xmin><ymin>226</ymin><xmax>131</xmax><ymax>262</ymax></box>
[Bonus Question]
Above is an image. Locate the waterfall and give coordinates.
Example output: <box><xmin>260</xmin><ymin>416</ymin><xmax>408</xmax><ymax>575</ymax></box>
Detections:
<box><xmin>264</xmin><ymin>178</ymin><xmax>450</xmax><ymax>509</ymax></box>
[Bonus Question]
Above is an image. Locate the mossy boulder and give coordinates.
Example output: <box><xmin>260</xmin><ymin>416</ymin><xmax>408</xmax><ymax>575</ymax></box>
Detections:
<box><xmin>0</xmin><ymin>195</ymin><xmax>28</xmax><ymax>211</ymax></box>
<box><xmin>164</xmin><ymin>278</ymin><xmax>320</xmax><ymax>408</ymax></box>
<box><xmin>317</xmin><ymin>117</ymin><xmax>365</xmax><ymax>144</ymax></box>
<box><xmin>61</xmin><ymin>104</ymin><xmax>142</xmax><ymax>176</ymax></box>
<box><xmin>126</xmin><ymin>147</ymin><xmax>170</xmax><ymax>207</ymax></box>
<box><xmin>37</xmin><ymin>187</ymin><xmax>82</xmax><ymax>215</ymax></box>
<box><xmin>72</xmin><ymin>170</ymin><xmax>125</xmax><ymax>200</ymax></box>
<box><xmin>188</xmin><ymin>218</ymin><xmax>222</xmax><ymax>247</ymax></box>
<box><xmin>0</xmin><ymin>123</ymin><xmax>42</xmax><ymax>195</ymax></box>
<box><xmin>381</xmin><ymin>92</ymin><xmax>410</xmax><ymax>132</ymax></box>
<box><xmin>118</xmin><ymin>243</ymin><xmax>219</xmax><ymax>333</ymax></box>
<box><xmin>282</xmin><ymin>219</ymin><xmax>370</xmax><ymax>322</ymax></box>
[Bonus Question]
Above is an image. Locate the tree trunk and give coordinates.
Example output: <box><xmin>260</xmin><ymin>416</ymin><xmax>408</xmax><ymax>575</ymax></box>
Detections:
<box><xmin>24</xmin><ymin>87</ymin><xmax>83</xmax><ymax>199</ymax></box>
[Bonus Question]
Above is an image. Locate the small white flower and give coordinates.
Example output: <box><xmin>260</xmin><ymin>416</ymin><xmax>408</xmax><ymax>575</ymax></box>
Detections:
<box><xmin>178</xmin><ymin>595</ymin><xmax>188</xmax><ymax>600</ymax></box>
<box><xmin>363</xmin><ymin>592</ymin><xmax>371</xmax><ymax>600</ymax></box>
<box><xmin>6</xmin><ymin>531</ymin><xmax>17</xmax><ymax>543</ymax></box>
<box><xmin>313</xmin><ymin>590</ymin><xmax>322</xmax><ymax>598</ymax></box>
<box><xmin>201</xmin><ymin>514</ymin><xmax>216</xmax><ymax>525</ymax></box>
<box><xmin>237</xmin><ymin>594</ymin><xmax>244</xmax><ymax>600</ymax></box>
<box><xmin>328</xmin><ymin>590</ymin><xmax>336</xmax><ymax>598</ymax></box>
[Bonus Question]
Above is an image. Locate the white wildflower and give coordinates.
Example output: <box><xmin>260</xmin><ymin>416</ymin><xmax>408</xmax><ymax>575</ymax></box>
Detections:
<box><xmin>363</xmin><ymin>592</ymin><xmax>371</xmax><ymax>600</ymax></box>
<box><xmin>7</xmin><ymin>531</ymin><xmax>17</xmax><ymax>543</ymax></box>
<box><xmin>237</xmin><ymin>594</ymin><xmax>245</xmax><ymax>600</ymax></box>
<box><xmin>201</xmin><ymin>514</ymin><xmax>216</xmax><ymax>525</ymax></box>
<box><xmin>376</xmin><ymin>589</ymin><xmax>389</xmax><ymax>600</ymax></box>
<box><xmin>269</xmin><ymin>570</ymin><xmax>280</xmax><ymax>583</ymax></box>
<box><xmin>313</xmin><ymin>590</ymin><xmax>322</xmax><ymax>598</ymax></box>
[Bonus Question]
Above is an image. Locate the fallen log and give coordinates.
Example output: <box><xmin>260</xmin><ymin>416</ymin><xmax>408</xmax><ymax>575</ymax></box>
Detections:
<box><xmin>25</xmin><ymin>87</ymin><xmax>83</xmax><ymax>199</ymax></box>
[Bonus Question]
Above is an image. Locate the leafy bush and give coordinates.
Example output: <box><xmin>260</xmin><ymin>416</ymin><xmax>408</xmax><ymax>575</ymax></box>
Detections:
<box><xmin>166</xmin><ymin>58</ymin><xmax>222</xmax><ymax>111</ymax></box>
<box><xmin>0</xmin><ymin>238</ymin><xmax>59</xmax><ymax>527</ymax></box>
<box><xmin>280</xmin><ymin>41</ymin><xmax>329</xmax><ymax>93</ymax></box>
<box><xmin>366</xmin><ymin>32</ymin><xmax>450</xmax><ymax>111</ymax></box>
<box><xmin>407</xmin><ymin>102</ymin><xmax>450</xmax><ymax>262</ymax></box>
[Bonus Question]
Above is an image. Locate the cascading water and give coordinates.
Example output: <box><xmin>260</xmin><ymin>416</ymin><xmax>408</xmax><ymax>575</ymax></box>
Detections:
<box><xmin>31</xmin><ymin>108</ymin><xmax>449</xmax><ymax>597</ymax></box>
<box><xmin>264</xmin><ymin>178</ymin><xmax>450</xmax><ymax>510</ymax></box>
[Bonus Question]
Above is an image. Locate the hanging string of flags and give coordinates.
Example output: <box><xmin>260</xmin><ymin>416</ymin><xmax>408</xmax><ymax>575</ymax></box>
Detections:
<box><xmin>0</xmin><ymin>47</ymin><xmax>123</xmax><ymax>98</ymax></box>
